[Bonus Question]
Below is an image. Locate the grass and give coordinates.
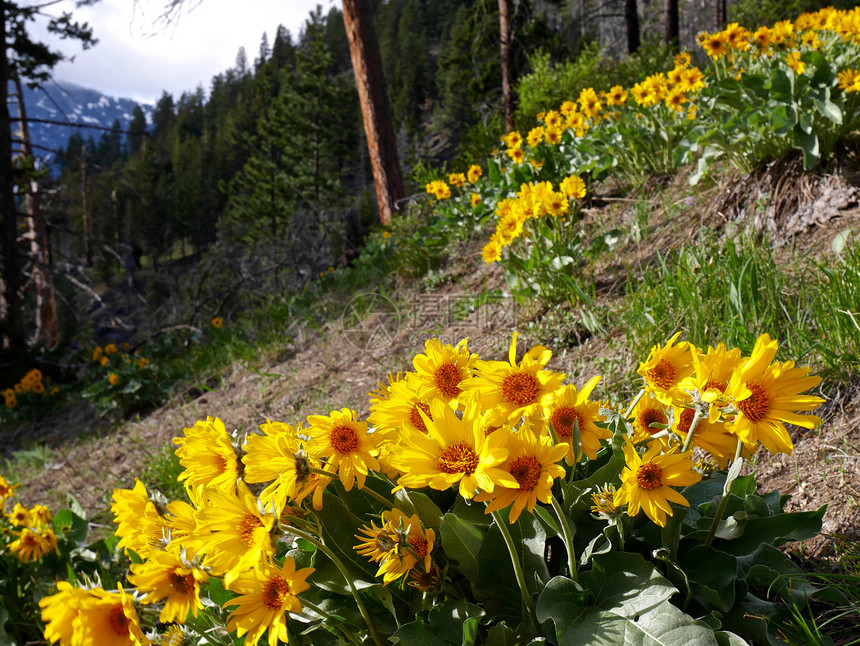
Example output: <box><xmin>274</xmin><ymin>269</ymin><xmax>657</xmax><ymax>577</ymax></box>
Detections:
<box><xmin>619</xmin><ymin>231</ymin><xmax>860</xmax><ymax>386</ymax></box>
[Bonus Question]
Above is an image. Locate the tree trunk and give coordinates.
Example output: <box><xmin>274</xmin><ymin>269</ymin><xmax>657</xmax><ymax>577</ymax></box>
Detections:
<box><xmin>625</xmin><ymin>0</ymin><xmax>640</xmax><ymax>54</ymax></box>
<box><xmin>715</xmin><ymin>0</ymin><xmax>727</xmax><ymax>30</ymax></box>
<box><xmin>499</xmin><ymin>0</ymin><xmax>515</xmax><ymax>133</ymax></box>
<box><xmin>580</xmin><ymin>0</ymin><xmax>587</xmax><ymax>38</ymax></box>
<box><xmin>14</xmin><ymin>76</ymin><xmax>59</xmax><ymax>348</ymax></box>
<box><xmin>664</xmin><ymin>0</ymin><xmax>679</xmax><ymax>50</ymax></box>
<box><xmin>0</xmin><ymin>3</ymin><xmax>25</xmax><ymax>348</ymax></box>
<box><xmin>342</xmin><ymin>0</ymin><xmax>404</xmax><ymax>226</ymax></box>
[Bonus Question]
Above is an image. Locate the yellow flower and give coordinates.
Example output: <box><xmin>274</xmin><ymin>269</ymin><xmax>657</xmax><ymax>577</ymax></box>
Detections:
<box><xmin>637</xmin><ymin>332</ymin><xmax>696</xmax><ymax>406</ymax></box>
<box><xmin>193</xmin><ymin>480</ymin><xmax>277</xmax><ymax>587</ymax></box>
<box><xmin>470</xmin><ymin>192</ymin><xmax>482</xmax><ymax>207</ymax></box>
<box><xmin>8</xmin><ymin>502</ymin><xmax>31</xmax><ymax>527</ymax></box>
<box><xmin>355</xmin><ymin>508</ymin><xmax>436</xmax><ymax>586</ymax></box>
<box><xmin>111</xmin><ymin>478</ymin><xmax>168</xmax><ymax>558</ymax></box>
<box><xmin>578</xmin><ymin>87</ymin><xmax>602</xmax><ymax>118</ymax></box>
<box><xmin>560</xmin><ymin>174</ymin><xmax>586</xmax><ymax>199</ymax></box>
<box><xmin>223</xmin><ymin>557</ymin><xmax>313</xmax><ymax>646</ymax></box>
<box><xmin>786</xmin><ymin>51</ymin><xmax>805</xmax><ymax>75</ymax></box>
<box><xmin>128</xmin><ymin>548</ymin><xmax>209</xmax><ymax>623</ymax></box>
<box><xmin>104</xmin><ymin>343</ymin><xmax>118</xmax><ymax>355</ymax></box>
<box><xmin>544</xmin><ymin>126</ymin><xmax>563</xmax><ymax>145</ymax></box>
<box><xmin>613</xmin><ymin>440</ymin><xmax>702</xmax><ymax>527</ymax></box>
<box><xmin>305</xmin><ymin>408</ymin><xmax>379</xmax><ymax>491</ymax></box>
<box><xmin>671</xmin><ymin>404</ymin><xmax>746</xmax><ymax>469</ymax></box>
<box><xmin>628</xmin><ymin>391</ymin><xmax>670</xmax><ymax>444</ymax></box>
<box><xmin>460</xmin><ymin>332</ymin><xmax>565</xmax><ymax>426</ymax></box>
<box><xmin>605</xmin><ymin>85</ymin><xmax>628</xmax><ymax>106</ymax></box>
<box><xmin>665</xmin><ymin>87</ymin><xmax>688</xmax><ymax>112</ymax></box>
<box><xmin>837</xmin><ymin>68</ymin><xmax>860</xmax><ymax>92</ymax></box>
<box><xmin>389</xmin><ymin>400</ymin><xmax>517</xmax><ymax>499</ymax></box>
<box><xmin>108</xmin><ymin>373</ymin><xmax>120</xmax><ymax>386</ymax></box>
<box><xmin>369</xmin><ymin>374</ymin><xmax>436</xmax><ymax>437</ymax></box>
<box><xmin>590</xmin><ymin>484</ymin><xmax>620</xmax><ymax>517</ymax></box>
<box><xmin>173</xmin><ymin>417</ymin><xmax>240</xmax><ymax>494</ymax></box>
<box><xmin>448</xmin><ymin>172</ymin><xmax>466</xmax><ymax>187</ymax></box>
<box><xmin>8</xmin><ymin>527</ymin><xmax>59</xmax><ymax>562</ymax></box>
<box><xmin>467</xmin><ymin>164</ymin><xmax>483</xmax><ymax>183</ymax></box>
<box><xmin>475</xmin><ymin>421</ymin><xmax>568</xmax><ymax>523</ymax></box>
<box><xmin>211</xmin><ymin>316</ymin><xmax>223</xmax><ymax>329</ymax></box>
<box><xmin>726</xmin><ymin>333</ymin><xmax>824</xmax><ymax>454</ymax></box>
<box><xmin>508</xmin><ymin>146</ymin><xmax>526</xmax><ymax>164</ymax></box>
<box><xmin>0</xmin><ymin>474</ymin><xmax>17</xmax><ymax>504</ymax></box>
<box><xmin>243</xmin><ymin>420</ymin><xmax>331</xmax><ymax>512</ymax></box>
<box><xmin>92</xmin><ymin>346</ymin><xmax>103</xmax><ymax>362</ymax></box>
<box><xmin>503</xmin><ymin>130</ymin><xmax>523</xmax><ymax>149</ymax></box>
<box><xmin>100</xmin><ymin>356</ymin><xmax>109</xmax><ymax>367</ymax></box>
<box><xmin>702</xmin><ymin>33</ymin><xmax>729</xmax><ymax>59</ymax></box>
<box><xmin>680</xmin><ymin>342</ymin><xmax>742</xmax><ymax>422</ymax></box>
<box><xmin>481</xmin><ymin>237</ymin><xmax>503</xmax><ymax>263</ymax></box>
<box><xmin>526</xmin><ymin>126</ymin><xmax>545</xmax><ymax>147</ymax></box>
<box><xmin>544</xmin><ymin>376</ymin><xmax>609</xmax><ymax>463</ymax></box>
<box><xmin>40</xmin><ymin>585</ymin><xmax>146</xmax><ymax>646</ymax></box>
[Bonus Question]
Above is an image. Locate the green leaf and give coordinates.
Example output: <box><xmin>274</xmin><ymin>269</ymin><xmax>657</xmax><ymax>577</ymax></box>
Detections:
<box><xmin>714</xmin><ymin>506</ymin><xmax>825</xmax><ymax>555</ymax></box>
<box><xmin>440</xmin><ymin>512</ymin><xmax>486</xmax><ymax>581</ymax></box>
<box><xmin>315</xmin><ymin>493</ymin><xmax>379</xmax><ymax>583</ymax></box>
<box><xmin>0</xmin><ymin>606</ymin><xmax>16</xmax><ymax>646</ymax></box>
<box><xmin>393</xmin><ymin>490</ymin><xmax>444</xmax><ymax>533</ymax></box>
<box><xmin>52</xmin><ymin>509</ymin><xmax>88</xmax><ymax>544</ymax></box>
<box><xmin>813</xmin><ymin>95</ymin><xmax>842</xmax><ymax>125</ymax></box>
<box><xmin>479</xmin><ymin>513</ymin><xmax>550</xmax><ymax>596</ymax></box>
<box><xmin>832</xmin><ymin>228</ymin><xmax>852</xmax><ymax>254</ymax></box>
<box><xmin>680</xmin><ymin>545</ymin><xmax>738</xmax><ymax>612</ymax></box>
<box><xmin>391</xmin><ymin>601</ymin><xmax>485</xmax><ymax>646</ymax></box>
<box><xmin>769</xmin><ymin>103</ymin><xmax>797</xmax><ymax>136</ymax></box>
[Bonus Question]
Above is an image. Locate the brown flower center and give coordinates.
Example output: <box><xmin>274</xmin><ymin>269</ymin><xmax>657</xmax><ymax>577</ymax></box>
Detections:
<box><xmin>434</xmin><ymin>363</ymin><xmax>462</xmax><ymax>398</ymax></box>
<box><xmin>646</xmin><ymin>359</ymin><xmax>676</xmax><ymax>391</ymax></box>
<box><xmin>509</xmin><ymin>456</ymin><xmax>542</xmax><ymax>491</ymax></box>
<box><xmin>501</xmin><ymin>372</ymin><xmax>540</xmax><ymax>407</ymax></box>
<box><xmin>213</xmin><ymin>454</ymin><xmax>228</xmax><ymax>474</ymax></box>
<box><xmin>330</xmin><ymin>424</ymin><xmax>359</xmax><ymax>454</ymax></box>
<box><xmin>262</xmin><ymin>575</ymin><xmax>291</xmax><ymax>610</ymax></box>
<box><xmin>438</xmin><ymin>442</ymin><xmax>479</xmax><ymax>475</ymax></box>
<box><xmin>408</xmin><ymin>403</ymin><xmax>432</xmax><ymax>434</ymax></box>
<box><xmin>737</xmin><ymin>382</ymin><xmax>769</xmax><ymax>422</ymax></box>
<box><xmin>638</xmin><ymin>407</ymin><xmax>668</xmax><ymax>435</ymax></box>
<box><xmin>550</xmin><ymin>406</ymin><xmax>583</xmax><ymax>438</ymax></box>
<box><xmin>676</xmin><ymin>408</ymin><xmax>695</xmax><ymax>435</ymax></box>
<box><xmin>239</xmin><ymin>514</ymin><xmax>263</xmax><ymax>546</ymax></box>
<box><xmin>703</xmin><ymin>379</ymin><xmax>727</xmax><ymax>393</ymax></box>
<box><xmin>636</xmin><ymin>463</ymin><xmax>663</xmax><ymax>491</ymax></box>
<box><xmin>108</xmin><ymin>604</ymin><xmax>130</xmax><ymax>636</ymax></box>
<box><xmin>484</xmin><ymin>425</ymin><xmax>501</xmax><ymax>436</ymax></box>
<box><xmin>167</xmin><ymin>569</ymin><xmax>196</xmax><ymax>595</ymax></box>
<box><xmin>408</xmin><ymin>535</ymin><xmax>429</xmax><ymax>558</ymax></box>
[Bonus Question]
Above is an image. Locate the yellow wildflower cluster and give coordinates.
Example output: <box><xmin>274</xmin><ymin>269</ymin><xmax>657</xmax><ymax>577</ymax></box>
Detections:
<box><xmin>92</xmin><ymin>342</ymin><xmax>150</xmax><ymax>372</ymax></box>
<box><xmin>425</xmin><ymin>179</ymin><xmax>451</xmax><ymax>201</ymax></box>
<box><xmin>481</xmin><ymin>174</ymin><xmax>587</xmax><ymax>263</ymax></box>
<box><xmin>1</xmin><ymin>473</ymin><xmax>59</xmax><ymax>563</ymax></box>
<box><xmin>3</xmin><ymin>368</ymin><xmax>58</xmax><ymax>409</ymax></box>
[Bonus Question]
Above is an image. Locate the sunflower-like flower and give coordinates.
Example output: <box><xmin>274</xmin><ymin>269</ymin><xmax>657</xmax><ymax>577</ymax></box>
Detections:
<box><xmin>670</xmin><ymin>404</ymin><xmax>748</xmax><ymax>469</ymax></box>
<box><xmin>305</xmin><ymin>408</ymin><xmax>379</xmax><ymax>491</ymax></box>
<box><xmin>40</xmin><ymin>584</ymin><xmax>146</xmax><ymax>646</ymax></box>
<box><xmin>411</xmin><ymin>338</ymin><xmax>477</xmax><ymax>407</ymax></box>
<box><xmin>7</xmin><ymin>502</ymin><xmax>31</xmax><ymax>527</ymax></box>
<box><xmin>628</xmin><ymin>391</ymin><xmax>671</xmax><ymax>444</ymax></box>
<box><xmin>243</xmin><ymin>420</ymin><xmax>330</xmax><ymax>513</ymax></box>
<box><xmin>613</xmin><ymin>440</ymin><xmax>702</xmax><ymax>527</ymax></box>
<box><xmin>680</xmin><ymin>342</ymin><xmax>742</xmax><ymax>422</ymax></box>
<box><xmin>637</xmin><ymin>332</ymin><xmax>696</xmax><ymax>406</ymax></box>
<box><xmin>390</xmin><ymin>400</ymin><xmax>517</xmax><ymax>499</ymax></box>
<box><xmin>8</xmin><ymin>527</ymin><xmax>59</xmax><ymax>562</ymax></box>
<box><xmin>369</xmin><ymin>374</ymin><xmax>436</xmax><ymax>437</ymax></box>
<box><xmin>354</xmin><ymin>508</ymin><xmax>436</xmax><ymax>586</ymax></box>
<box><xmin>193</xmin><ymin>480</ymin><xmax>277</xmax><ymax>587</ymax></box>
<box><xmin>460</xmin><ymin>332</ymin><xmax>565</xmax><ymax>425</ymax></box>
<box><xmin>173</xmin><ymin>417</ymin><xmax>240</xmax><ymax>495</ymax></box>
<box><xmin>128</xmin><ymin>547</ymin><xmax>209</xmax><ymax>623</ymax></box>
<box><xmin>223</xmin><ymin>556</ymin><xmax>313</xmax><ymax>646</ymax></box>
<box><xmin>725</xmin><ymin>333</ymin><xmax>824</xmax><ymax>455</ymax></box>
<box><xmin>543</xmin><ymin>376</ymin><xmax>609</xmax><ymax>463</ymax></box>
<box><xmin>475</xmin><ymin>422</ymin><xmax>568</xmax><ymax>523</ymax></box>
<box><xmin>111</xmin><ymin>478</ymin><xmax>168</xmax><ymax>558</ymax></box>
<box><xmin>0</xmin><ymin>473</ymin><xmax>17</xmax><ymax>504</ymax></box>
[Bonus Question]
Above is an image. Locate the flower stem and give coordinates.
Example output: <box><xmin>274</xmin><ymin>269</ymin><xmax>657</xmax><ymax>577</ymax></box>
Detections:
<box><xmin>704</xmin><ymin>439</ymin><xmax>745</xmax><ymax>547</ymax></box>
<box><xmin>286</xmin><ymin>525</ymin><xmax>385</xmax><ymax>646</ymax></box>
<box><xmin>550</xmin><ymin>495</ymin><xmax>578</xmax><ymax>582</ymax></box>
<box><xmin>490</xmin><ymin>510</ymin><xmax>540</xmax><ymax>633</ymax></box>
<box><xmin>302</xmin><ymin>599</ymin><xmax>364</xmax><ymax>646</ymax></box>
<box><xmin>680</xmin><ymin>409</ymin><xmax>703</xmax><ymax>453</ymax></box>
<box><xmin>623</xmin><ymin>388</ymin><xmax>645</xmax><ymax>418</ymax></box>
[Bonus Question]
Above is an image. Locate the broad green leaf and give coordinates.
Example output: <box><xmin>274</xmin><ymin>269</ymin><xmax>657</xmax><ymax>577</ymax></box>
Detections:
<box><xmin>52</xmin><ymin>508</ymin><xmax>88</xmax><ymax>544</ymax></box>
<box><xmin>813</xmin><ymin>96</ymin><xmax>842</xmax><ymax>125</ymax></box>
<box><xmin>440</xmin><ymin>513</ymin><xmax>486</xmax><ymax>581</ymax></box>
<box><xmin>316</xmin><ymin>493</ymin><xmax>378</xmax><ymax>583</ymax></box>
<box><xmin>714</xmin><ymin>506</ymin><xmax>825</xmax><ymax>555</ymax></box>
<box><xmin>680</xmin><ymin>545</ymin><xmax>738</xmax><ymax>612</ymax></box>
<box><xmin>0</xmin><ymin>606</ymin><xmax>16</xmax><ymax>646</ymax></box>
<box><xmin>390</xmin><ymin>620</ymin><xmax>450</xmax><ymax>646</ymax></box>
<box><xmin>479</xmin><ymin>513</ymin><xmax>550</xmax><ymax>596</ymax></box>
<box><xmin>393</xmin><ymin>490</ymin><xmax>444</xmax><ymax>533</ymax></box>
<box><xmin>769</xmin><ymin>103</ymin><xmax>797</xmax><ymax>136</ymax></box>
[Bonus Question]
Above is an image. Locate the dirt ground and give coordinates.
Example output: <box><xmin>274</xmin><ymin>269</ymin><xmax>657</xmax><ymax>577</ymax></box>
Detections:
<box><xmin>7</xmin><ymin>164</ymin><xmax>860</xmax><ymax>564</ymax></box>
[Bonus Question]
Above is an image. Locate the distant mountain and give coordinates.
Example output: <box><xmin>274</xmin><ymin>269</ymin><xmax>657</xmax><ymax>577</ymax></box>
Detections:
<box><xmin>15</xmin><ymin>80</ymin><xmax>153</xmax><ymax>169</ymax></box>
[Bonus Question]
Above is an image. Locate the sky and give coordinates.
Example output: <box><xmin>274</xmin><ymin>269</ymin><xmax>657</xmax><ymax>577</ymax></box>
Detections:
<box><xmin>31</xmin><ymin>0</ymin><xmax>332</xmax><ymax>104</ymax></box>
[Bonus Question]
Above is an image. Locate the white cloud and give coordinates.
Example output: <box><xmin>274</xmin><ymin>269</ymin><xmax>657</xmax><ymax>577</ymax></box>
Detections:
<box><xmin>29</xmin><ymin>0</ymin><xmax>333</xmax><ymax>103</ymax></box>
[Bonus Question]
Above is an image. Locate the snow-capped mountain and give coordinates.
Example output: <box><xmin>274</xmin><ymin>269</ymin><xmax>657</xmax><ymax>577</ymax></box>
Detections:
<box><xmin>14</xmin><ymin>80</ymin><xmax>153</xmax><ymax>168</ymax></box>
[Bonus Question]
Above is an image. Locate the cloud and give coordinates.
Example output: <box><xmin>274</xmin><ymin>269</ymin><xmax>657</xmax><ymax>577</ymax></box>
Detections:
<box><xmin>29</xmin><ymin>0</ymin><xmax>331</xmax><ymax>103</ymax></box>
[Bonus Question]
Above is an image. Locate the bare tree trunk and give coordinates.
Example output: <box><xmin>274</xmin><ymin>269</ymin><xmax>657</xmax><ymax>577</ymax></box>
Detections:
<box><xmin>715</xmin><ymin>0</ymin><xmax>727</xmax><ymax>30</ymax></box>
<box><xmin>13</xmin><ymin>76</ymin><xmax>59</xmax><ymax>348</ymax></box>
<box><xmin>625</xmin><ymin>0</ymin><xmax>640</xmax><ymax>54</ymax></box>
<box><xmin>499</xmin><ymin>0</ymin><xmax>514</xmax><ymax>133</ymax></box>
<box><xmin>580</xmin><ymin>0</ymin><xmax>587</xmax><ymax>38</ymax></box>
<box><xmin>665</xmin><ymin>0</ymin><xmax>679</xmax><ymax>50</ymax></box>
<box><xmin>0</xmin><ymin>3</ymin><xmax>25</xmax><ymax>348</ymax></box>
<box><xmin>342</xmin><ymin>0</ymin><xmax>404</xmax><ymax>226</ymax></box>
